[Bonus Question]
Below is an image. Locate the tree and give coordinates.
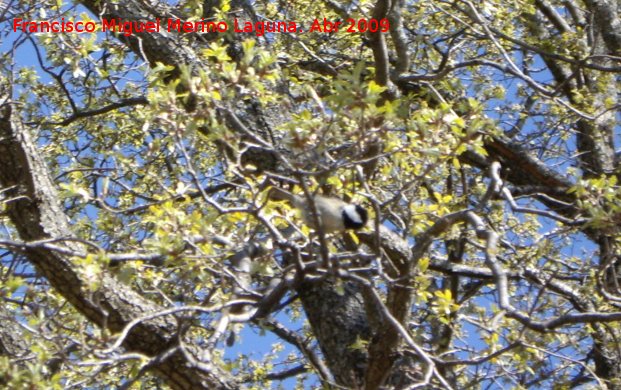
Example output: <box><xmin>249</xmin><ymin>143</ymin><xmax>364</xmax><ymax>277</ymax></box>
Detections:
<box><xmin>1</xmin><ymin>0</ymin><xmax>621</xmax><ymax>388</ymax></box>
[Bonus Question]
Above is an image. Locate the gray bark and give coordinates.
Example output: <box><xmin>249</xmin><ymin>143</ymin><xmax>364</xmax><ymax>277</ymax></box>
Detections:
<box><xmin>0</xmin><ymin>101</ymin><xmax>236</xmax><ymax>389</ymax></box>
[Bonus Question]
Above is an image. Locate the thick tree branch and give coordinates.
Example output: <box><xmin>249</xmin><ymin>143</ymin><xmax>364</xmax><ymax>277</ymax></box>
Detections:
<box><xmin>582</xmin><ymin>0</ymin><xmax>621</xmax><ymax>54</ymax></box>
<box><xmin>0</xmin><ymin>100</ymin><xmax>237</xmax><ymax>389</ymax></box>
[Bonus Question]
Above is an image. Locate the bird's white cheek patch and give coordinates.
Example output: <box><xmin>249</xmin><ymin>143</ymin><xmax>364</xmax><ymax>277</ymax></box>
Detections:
<box><xmin>343</xmin><ymin>205</ymin><xmax>363</xmax><ymax>224</ymax></box>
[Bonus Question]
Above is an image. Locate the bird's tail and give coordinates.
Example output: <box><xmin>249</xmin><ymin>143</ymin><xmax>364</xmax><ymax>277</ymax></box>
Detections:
<box><xmin>268</xmin><ymin>187</ymin><xmax>295</xmax><ymax>202</ymax></box>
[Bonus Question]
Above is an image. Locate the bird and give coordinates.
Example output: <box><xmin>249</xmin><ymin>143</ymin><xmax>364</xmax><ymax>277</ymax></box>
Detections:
<box><xmin>269</xmin><ymin>187</ymin><xmax>368</xmax><ymax>233</ymax></box>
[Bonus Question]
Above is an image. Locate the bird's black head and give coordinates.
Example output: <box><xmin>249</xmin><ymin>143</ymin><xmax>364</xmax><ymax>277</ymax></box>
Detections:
<box><xmin>342</xmin><ymin>204</ymin><xmax>368</xmax><ymax>230</ymax></box>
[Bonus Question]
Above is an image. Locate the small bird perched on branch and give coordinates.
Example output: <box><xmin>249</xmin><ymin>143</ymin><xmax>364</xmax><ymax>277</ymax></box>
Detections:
<box><xmin>269</xmin><ymin>187</ymin><xmax>368</xmax><ymax>233</ymax></box>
